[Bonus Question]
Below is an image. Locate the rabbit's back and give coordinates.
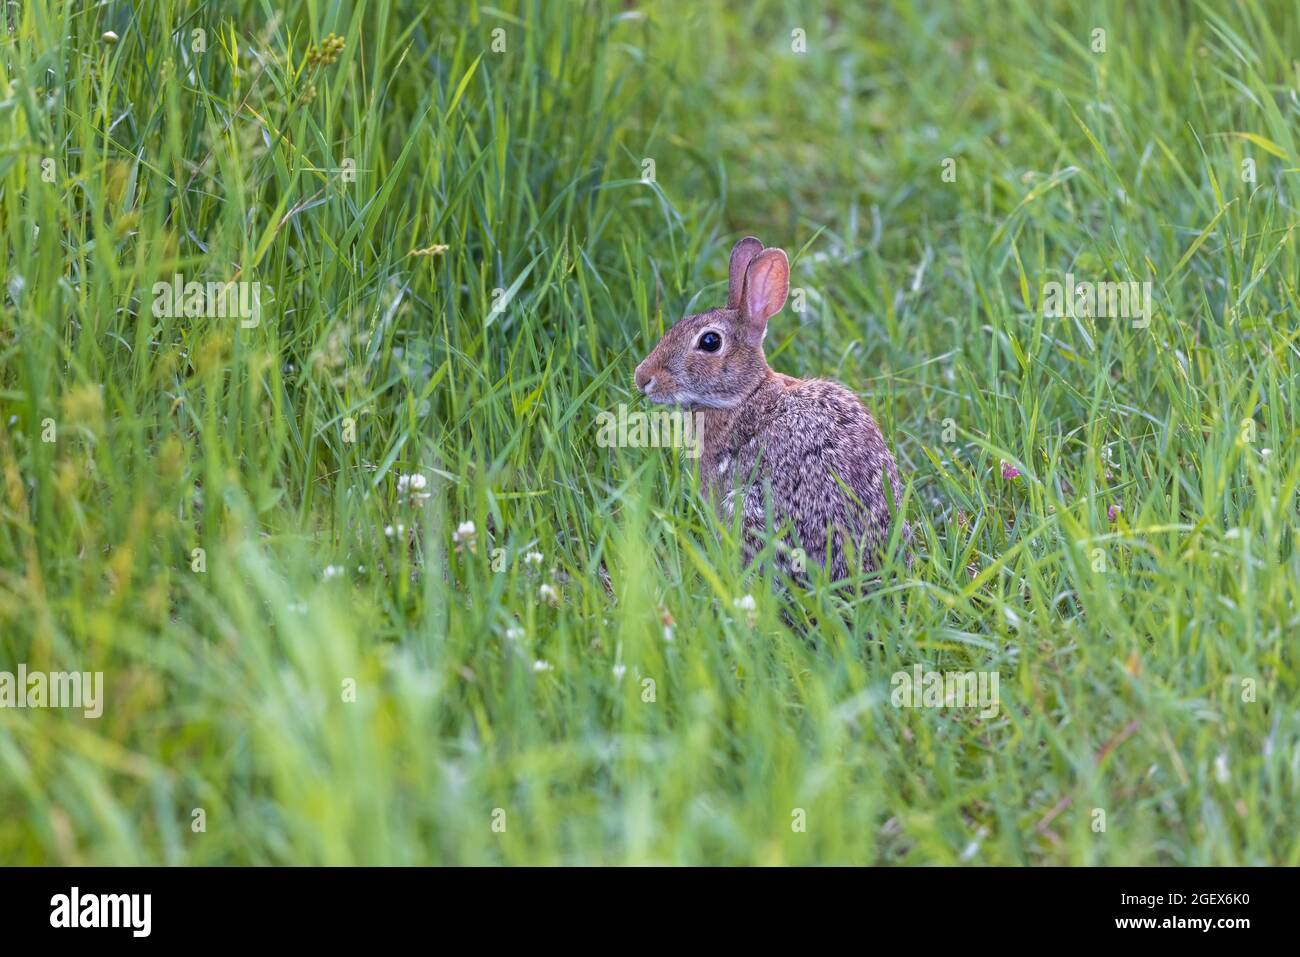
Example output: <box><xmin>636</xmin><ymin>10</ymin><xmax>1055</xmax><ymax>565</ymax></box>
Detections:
<box><xmin>710</xmin><ymin>377</ymin><xmax>903</xmax><ymax>580</ymax></box>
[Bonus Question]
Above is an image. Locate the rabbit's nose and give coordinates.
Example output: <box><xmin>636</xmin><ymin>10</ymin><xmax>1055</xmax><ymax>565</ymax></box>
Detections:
<box><xmin>634</xmin><ymin>362</ymin><xmax>655</xmax><ymax>393</ymax></box>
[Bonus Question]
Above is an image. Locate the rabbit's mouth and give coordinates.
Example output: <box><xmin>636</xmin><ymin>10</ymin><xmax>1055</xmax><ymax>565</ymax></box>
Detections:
<box><xmin>637</xmin><ymin>373</ymin><xmax>676</xmax><ymax>404</ymax></box>
<box><xmin>648</xmin><ymin>389</ymin><xmax>739</xmax><ymax>411</ymax></box>
<box><xmin>638</xmin><ymin>372</ymin><xmax>732</xmax><ymax>409</ymax></box>
<box><xmin>641</xmin><ymin>381</ymin><xmax>694</xmax><ymax>407</ymax></box>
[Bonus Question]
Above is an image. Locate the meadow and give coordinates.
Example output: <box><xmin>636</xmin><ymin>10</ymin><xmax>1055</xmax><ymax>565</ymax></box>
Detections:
<box><xmin>1</xmin><ymin>0</ymin><xmax>1297</xmax><ymax>865</ymax></box>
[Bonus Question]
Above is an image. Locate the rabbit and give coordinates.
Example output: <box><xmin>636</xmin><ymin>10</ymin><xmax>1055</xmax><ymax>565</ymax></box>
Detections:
<box><xmin>634</xmin><ymin>236</ymin><xmax>907</xmax><ymax>584</ymax></box>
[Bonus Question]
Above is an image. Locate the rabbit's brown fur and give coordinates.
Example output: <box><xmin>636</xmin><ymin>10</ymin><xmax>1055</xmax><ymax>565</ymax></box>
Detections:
<box><xmin>635</xmin><ymin>236</ymin><xmax>906</xmax><ymax>582</ymax></box>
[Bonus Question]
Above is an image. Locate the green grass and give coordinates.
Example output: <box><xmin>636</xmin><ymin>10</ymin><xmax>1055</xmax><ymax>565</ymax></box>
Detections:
<box><xmin>1</xmin><ymin>0</ymin><xmax>1298</xmax><ymax>865</ymax></box>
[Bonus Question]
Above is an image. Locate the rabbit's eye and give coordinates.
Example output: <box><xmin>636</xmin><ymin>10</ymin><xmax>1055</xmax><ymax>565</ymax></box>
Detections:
<box><xmin>697</xmin><ymin>331</ymin><xmax>722</xmax><ymax>353</ymax></box>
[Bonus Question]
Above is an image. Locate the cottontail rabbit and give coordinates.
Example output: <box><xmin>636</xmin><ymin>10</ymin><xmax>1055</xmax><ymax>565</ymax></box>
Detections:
<box><xmin>634</xmin><ymin>236</ymin><xmax>907</xmax><ymax>582</ymax></box>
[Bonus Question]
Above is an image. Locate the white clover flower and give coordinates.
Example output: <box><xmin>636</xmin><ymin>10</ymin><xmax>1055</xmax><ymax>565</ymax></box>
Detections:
<box><xmin>733</xmin><ymin>594</ymin><xmax>756</xmax><ymax>612</ymax></box>
<box><xmin>532</xmin><ymin>659</ymin><xmax>553</xmax><ymax>673</ymax></box>
<box><xmin>384</xmin><ymin>523</ymin><xmax>406</xmax><ymax>538</ymax></box>
<box><xmin>538</xmin><ymin>583</ymin><xmax>558</xmax><ymax>604</ymax></box>
<box><xmin>524</xmin><ymin>551</ymin><xmax>543</xmax><ymax>565</ymax></box>
<box><xmin>397</xmin><ymin>472</ymin><xmax>427</xmax><ymax>492</ymax></box>
<box><xmin>323</xmin><ymin>565</ymin><xmax>343</xmax><ymax>580</ymax></box>
<box><xmin>450</xmin><ymin>519</ymin><xmax>478</xmax><ymax>554</ymax></box>
<box><xmin>505</xmin><ymin>625</ymin><xmax>525</xmax><ymax>642</ymax></box>
<box><xmin>396</xmin><ymin>472</ymin><xmax>431</xmax><ymax>505</ymax></box>
<box><xmin>1260</xmin><ymin>448</ymin><xmax>1272</xmax><ymax>459</ymax></box>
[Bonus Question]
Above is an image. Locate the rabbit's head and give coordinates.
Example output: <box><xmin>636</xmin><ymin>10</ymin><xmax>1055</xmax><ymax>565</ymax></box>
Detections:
<box><xmin>634</xmin><ymin>237</ymin><xmax>789</xmax><ymax>409</ymax></box>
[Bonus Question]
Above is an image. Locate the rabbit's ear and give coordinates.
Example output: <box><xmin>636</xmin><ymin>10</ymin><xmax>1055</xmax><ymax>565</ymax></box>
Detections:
<box><xmin>741</xmin><ymin>248</ymin><xmax>789</xmax><ymax>344</ymax></box>
<box><xmin>727</xmin><ymin>236</ymin><xmax>765</xmax><ymax>309</ymax></box>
